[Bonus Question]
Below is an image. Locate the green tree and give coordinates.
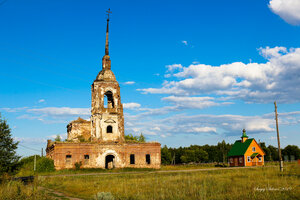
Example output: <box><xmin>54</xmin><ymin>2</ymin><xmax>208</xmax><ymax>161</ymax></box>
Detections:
<box><xmin>138</xmin><ymin>133</ymin><xmax>146</xmax><ymax>142</ymax></box>
<box><xmin>54</xmin><ymin>135</ymin><xmax>61</xmax><ymax>141</ymax></box>
<box><xmin>260</xmin><ymin>142</ymin><xmax>272</xmax><ymax>161</ymax></box>
<box><xmin>282</xmin><ymin>145</ymin><xmax>300</xmax><ymax>160</ymax></box>
<box><xmin>161</xmin><ymin>145</ymin><xmax>172</xmax><ymax>164</ymax></box>
<box><xmin>0</xmin><ymin>114</ymin><xmax>20</xmax><ymax>175</ymax></box>
<box><xmin>125</xmin><ymin>134</ymin><xmax>139</xmax><ymax>142</ymax></box>
<box><xmin>195</xmin><ymin>149</ymin><xmax>209</xmax><ymax>163</ymax></box>
<box><xmin>268</xmin><ymin>145</ymin><xmax>279</xmax><ymax>161</ymax></box>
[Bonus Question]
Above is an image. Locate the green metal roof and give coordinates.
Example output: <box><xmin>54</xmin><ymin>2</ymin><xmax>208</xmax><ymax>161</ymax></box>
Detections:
<box><xmin>227</xmin><ymin>138</ymin><xmax>254</xmax><ymax>157</ymax></box>
<box><xmin>251</xmin><ymin>153</ymin><xmax>259</xmax><ymax>158</ymax></box>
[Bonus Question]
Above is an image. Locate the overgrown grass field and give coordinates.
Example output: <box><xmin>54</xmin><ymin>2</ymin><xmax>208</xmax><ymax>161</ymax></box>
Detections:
<box><xmin>1</xmin><ymin>163</ymin><xmax>299</xmax><ymax>199</ymax></box>
<box><xmin>38</xmin><ymin>164</ymin><xmax>300</xmax><ymax>200</ymax></box>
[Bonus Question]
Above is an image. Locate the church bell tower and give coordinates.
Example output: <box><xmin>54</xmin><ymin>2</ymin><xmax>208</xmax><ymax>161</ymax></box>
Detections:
<box><xmin>91</xmin><ymin>9</ymin><xmax>124</xmax><ymax>143</ymax></box>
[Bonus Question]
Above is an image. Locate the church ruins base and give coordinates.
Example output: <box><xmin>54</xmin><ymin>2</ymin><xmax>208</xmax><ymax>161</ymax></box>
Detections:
<box><xmin>46</xmin><ymin>141</ymin><xmax>161</xmax><ymax>170</ymax></box>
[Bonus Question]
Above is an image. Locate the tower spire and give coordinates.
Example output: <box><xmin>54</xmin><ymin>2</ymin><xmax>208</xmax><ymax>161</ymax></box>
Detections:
<box><xmin>105</xmin><ymin>8</ymin><xmax>112</xmax><ymax>56</ymax></box>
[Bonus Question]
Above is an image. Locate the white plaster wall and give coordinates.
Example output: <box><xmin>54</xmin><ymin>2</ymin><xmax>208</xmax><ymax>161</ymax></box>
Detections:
<box><xmin>95</xmin><ymin>149</ymin><xmax>124</xmax><ymax>168</ymax></box>
<box><xmin>100</xmin><ymin>114</ymin><xmax>119</xmax><ymax>141</ymax></box>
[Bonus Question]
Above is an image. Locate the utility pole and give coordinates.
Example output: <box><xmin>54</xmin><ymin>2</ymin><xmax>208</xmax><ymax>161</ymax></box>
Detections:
<box><xmin>41</xmin><ymin>148</ymin><xmax>43</xmax><ymax>157</ymax></box>
<box><xmin>274</xmin><ymin>101</ymin><xmax>283</xmax><ymax>172</ymax></box>
<box><xmin>34</xmin><ymin>154</ymin><xmax>36</xmax><ymax>172</ymax></box>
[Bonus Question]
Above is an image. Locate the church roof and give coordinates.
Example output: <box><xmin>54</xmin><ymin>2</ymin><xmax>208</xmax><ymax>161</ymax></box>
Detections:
<box><xmin>227</xmin><ymin>138</ymin><xmax>254</xmax><ymax>157</ymax></box>
<box><xmin>95</xmin><ymin>68</ymin><xmax>116</xmax><ymax>82</ymax></box>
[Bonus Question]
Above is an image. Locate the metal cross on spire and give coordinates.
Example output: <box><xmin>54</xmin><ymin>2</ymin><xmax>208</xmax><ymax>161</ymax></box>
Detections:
<box><xmin>106</xmin><ymin>8</ymin><xmax>112</xmax><ymax>20</ymax></box>
<box><xmin>105</xmin><ymin>8</ymin><xmax>112</xmax><ymax>55</ymax></box>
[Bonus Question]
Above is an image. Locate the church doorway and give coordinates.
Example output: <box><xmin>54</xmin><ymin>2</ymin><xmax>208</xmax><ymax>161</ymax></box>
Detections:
<box><xmin>105</xmin><ymin>155</ymin><xmax>115</xmax><ymax>169</ymax></box>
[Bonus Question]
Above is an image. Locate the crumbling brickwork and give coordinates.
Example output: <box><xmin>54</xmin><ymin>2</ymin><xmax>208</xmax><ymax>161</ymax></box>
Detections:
<box><xmin>47</xmin><ymin>141</ymin><xmax>161</xmax><ymax>169</ymax></box>
<box><xmin>67</xmin><ymin>117</ymin><xmax>91</xmax><ymax>142</ymax></box>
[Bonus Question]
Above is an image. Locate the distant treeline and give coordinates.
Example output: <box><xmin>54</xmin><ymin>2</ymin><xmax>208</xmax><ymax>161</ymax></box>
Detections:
<box><xmin>161</xmin><ymin>141</ymin><xmax>300</xmax><ymax>164</ymax></box>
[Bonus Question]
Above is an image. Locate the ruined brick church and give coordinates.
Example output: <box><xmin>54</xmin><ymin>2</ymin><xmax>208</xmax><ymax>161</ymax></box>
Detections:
<box><xmin>46</xmin><ymin>11</ymin><xmax>161</xmax><ymax>169</ymax></box>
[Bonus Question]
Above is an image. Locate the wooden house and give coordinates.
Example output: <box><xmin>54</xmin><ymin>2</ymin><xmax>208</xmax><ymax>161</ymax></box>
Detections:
<box><xmin>228</xmin><ymin>129</ymin><xmax>265</xmax><ymax>167</ymax></box>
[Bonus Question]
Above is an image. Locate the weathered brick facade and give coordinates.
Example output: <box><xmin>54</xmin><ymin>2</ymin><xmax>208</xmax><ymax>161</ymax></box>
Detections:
<box><xmin>46</xmin><ymin>14</ymin><xmax>161</xmax><ymax>169</ymax></box>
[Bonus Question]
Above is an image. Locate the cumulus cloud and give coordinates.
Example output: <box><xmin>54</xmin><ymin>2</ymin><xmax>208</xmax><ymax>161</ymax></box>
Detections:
<box><xmin>38</xmin><ymin>99</ymin><xmax>45</xmax><ymax>103</ymax></box>
<box><xmin>123</xmin><ymin>103</ymin><xmax>141</xmax><ymax>109</ymax></box>
<box><xmin>124</xmin><ymin>112</ymin><xmax>276</xmax><ymax>139</ymax></box>
<box><xmin>124</xmin><ymin>81</ymin><xmax>135</xmax><ymax>85</ymax></box>
<box><xmin>139</xmin><ymin>47</ymin><xmax>300</xmax><ymax>103</ymax></box>
<box><xmin>269</xmin><ymin>0</ymin><xmax>300</xmax><ymax>25</ymax></box>
<box><xmin>166</xmin><ymin>64</ymin><xmax>183</xmax><ymax>73</ymax></box>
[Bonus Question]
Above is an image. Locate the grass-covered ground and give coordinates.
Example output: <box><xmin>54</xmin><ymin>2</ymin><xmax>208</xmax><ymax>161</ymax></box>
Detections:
<box><xmin>1</xmin><ymin>163</ymin><xmax>299</xmax><ymax>200</ymax></box>
<box><xmin>38</xmin><ymin>163</ymin><xmax>299</xmax><ymax>200</ymax></box>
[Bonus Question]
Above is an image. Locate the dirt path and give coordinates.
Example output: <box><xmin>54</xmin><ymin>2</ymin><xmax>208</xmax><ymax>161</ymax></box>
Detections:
<box><xmin>40</xmin><ymin>165</ymin><xmax>272</xmax><ymax>178</ymax></box>
<box><xmin>39</xmin><ymin>186</ymin><xmax>84</xmax><ymax>200</ymax></box>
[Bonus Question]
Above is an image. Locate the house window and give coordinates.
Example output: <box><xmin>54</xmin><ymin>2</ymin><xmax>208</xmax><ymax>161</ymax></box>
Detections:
<box><xmin>84</xmin><ymin>155</ymin><xmax>89</xmax><ymax>165</ymax></box>
<box><xmin>247</xmin><ymin>156</ymin><xmax>251</xmax><ymax>162</ymax></box>
<box><xmin>146</xmin><ymin>154</ymin><xmax>151</xmax><ymax>164</ymax></box>
<box><xmin>252</xmin><ymin>147</ymin><xmax>256</xmax><ymax>152</ymax></box>
<box><xmin>66</xmin><ymin>155</ymin><xmax>72</xmax><ymax>164</ymax></box>
<box><xmin>239</xmin><ymin>157</ymin><xmax>243</xmax><ymax>164</ymax></box>
<box><xmin>107</xmin><ymin>125</ymin><xmax>113</xmax><ymax>133</ymax></box>
<box><xmin>130</xmin><ymin>154</ymin><xmax>135</xmax><ymax>164</ymax></box>
<box><xmin>258</xmin><ymin>157</ymin><xmax>262</xmax><ymax>162</ymax></box>
<box><xmin>230</xmin><ymin>158</ymin><xmax>233</xmax><ymax>163</ymax></box>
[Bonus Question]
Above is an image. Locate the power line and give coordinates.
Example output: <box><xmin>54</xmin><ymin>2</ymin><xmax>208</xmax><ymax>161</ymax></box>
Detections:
<box><xmin>18</xmin><ymin>143</ymin><xmax>41</xmax><ymax>152</ymax></box>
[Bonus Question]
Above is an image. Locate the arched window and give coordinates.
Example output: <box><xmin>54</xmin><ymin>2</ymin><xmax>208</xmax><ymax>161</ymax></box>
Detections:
<box><xmin>104</xmin><ymin>91</ymin><xmax>114</xmax><ymax>108</ymax></box>
<box><xmin>107</xmin><ymin>125</ymin><xmax>113</xmax><ymax>133</ymax></box>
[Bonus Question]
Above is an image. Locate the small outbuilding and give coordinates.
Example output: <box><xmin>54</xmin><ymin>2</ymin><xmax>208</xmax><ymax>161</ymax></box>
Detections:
<box><xmin>228</xmin><ymin>129</ymin><xmax>265</xmax><ymax>167</ymax></box>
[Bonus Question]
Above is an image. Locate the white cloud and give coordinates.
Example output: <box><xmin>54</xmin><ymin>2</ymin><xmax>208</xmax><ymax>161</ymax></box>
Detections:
<box><xmin>17</xmin><ymin>114</ymin><xmax>44</xmax><ymax>121</ymax></box>
<box><xmin>38</xmin><ymin>99</ymin><xmax>45</xmax><ymax>103</ymax></box>
<box><xmin>182</xmin><ymin>40</ymin><xmax>188</xmax><ymax>45</ymax></box>
<box><xmin>269</xmin><ymin>0</ymin><xmax>300</xmax><ymax>25</ymax></box>
<box><xmin>27</xmin><ymin>107</ymin><xmax>90</xmax><ymax>116</ymax></box>
<box><xmin>124</xmin><ymin>81</ymin><xmax>135</xmax><ymax>85</ymax></box>
<box><xmin>14</xmin><ymin>137</ymin><xmax>47</xmax><ymax>145</ymax></box>
<box><xmin>0</xmin><ymin>107</ymin><xmax>28</xmax><ymax>113</ymax></box>
<box><xmin>270</xmin><ymin>135</ymin><xmax>287</xmax><ymax>140</ymax></box>
<box><xmin>162</xmin><ymin>96</ymin><xmax>232</xmax><ymax>109</ymax></box>
<box><xmin>259</xmin><ymin>46</ymin><xmax>288</xmax><ymax>58</ymax></box>
<box><xmin>49</xmin><ymin>133</ymin><xmax>67</xmax><ymax>140</ymax></box>
<box><xmin>152</xmin><ymin>126</ymin><xmax>161</xmax><ymax>131</ymax></box>
<box><xmin>123</xmin><ymin>103</ymin><xmax>141</xmax><ymax>109</ymax></box>
<box><xmin>124</xmin><ymin>111</ymin><xmax>279</xmax><ymax>139</ymax></box>
<box><xmin>190</xmin><ymin>127</ymin><xmax>217</xmax><ymax>133</ymax></box>
<box><xmin>166</xmin><ymin>64</ymin><xmax>183</xmax><ymax>72</ymax></box>
<box><xmin>137</xmin><ymin>106</ymin><xmax>178</xmax><ymax>116</ymax></box>
<box><xmin>139</xmin><ymin>47</ymin><xmax>300</xmax><ymax>103</ymax></box>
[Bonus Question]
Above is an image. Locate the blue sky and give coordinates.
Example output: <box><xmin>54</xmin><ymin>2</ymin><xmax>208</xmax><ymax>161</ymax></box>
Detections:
<box><xmin>1</xmin><ymin>0</ymin><xmax>300</xmax><ymax>157</ymax></box>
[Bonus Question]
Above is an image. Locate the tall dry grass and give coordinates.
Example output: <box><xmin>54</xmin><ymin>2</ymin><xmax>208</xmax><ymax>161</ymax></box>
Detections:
<box><xmin>0</xmin><ymin>180</ymin><xmax>51</xmax><ymax>200</ymax></box>
<box><xmin>40</xmin><ymin>164</ymin><xmax>300</xmax><ymax>200</ymax></box>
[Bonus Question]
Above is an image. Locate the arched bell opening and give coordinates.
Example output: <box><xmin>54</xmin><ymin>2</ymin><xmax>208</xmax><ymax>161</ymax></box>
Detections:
<box><xmin>104</xmin><ymin>91</ymin><xmax>114</xmax><ymax>108</ymax></box>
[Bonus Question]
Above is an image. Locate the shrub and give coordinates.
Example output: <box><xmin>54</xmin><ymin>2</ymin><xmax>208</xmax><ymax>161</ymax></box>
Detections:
<box><xmin>16</xmin><ymin>156</ymin><xmax>55</xmax><ymax>176</ymax></box>
<box><xmin>75</xmin><ymin>161</ymin><xmax>82</xmax><ymax>170</ymax></box>
<box><xmin>94</xmin><ymin>192</ymin><xmax>114</xmax><ymax>200</ymax></box>
<box><xmin>36</xmin><ymin>157</ymin><xmax>55</xmax><ymax>173</ymax></box>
